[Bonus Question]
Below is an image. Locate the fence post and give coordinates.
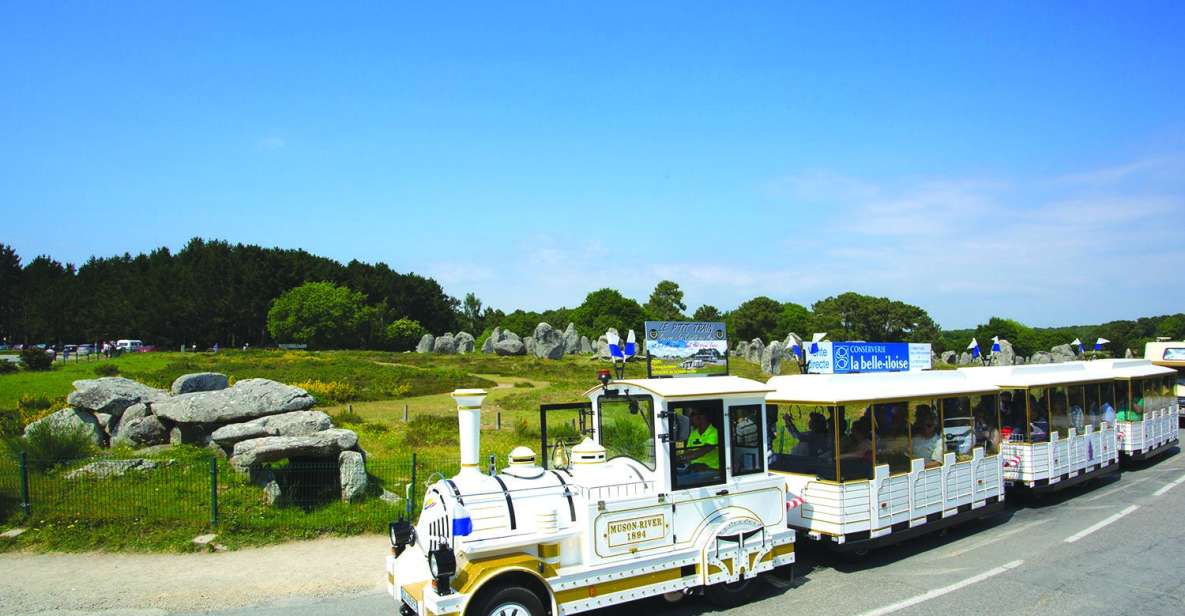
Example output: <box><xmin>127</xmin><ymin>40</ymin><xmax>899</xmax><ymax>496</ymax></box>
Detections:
<box><xmin>209</xmin><ymin>457</ymin><xmax>219</xmax><ymax>527</ymax></box>
<box><xmin>19</xmin><ymin>451</ymin><xmax>30</xmax><ymax>516</ymax></box>
<box><xmin>403</xmin><ymin>404</ymin><xmax>409</xmax><ymax>422</ymax></box>
<box><xmin>496</xmin><ymin>411</ymin><xmax>501</xmax><ymax>430</ymax></box>
<box><xmin>406</xmin><ymin>453</ymin><xmax>417</xmax><ymax>519</ymax></box>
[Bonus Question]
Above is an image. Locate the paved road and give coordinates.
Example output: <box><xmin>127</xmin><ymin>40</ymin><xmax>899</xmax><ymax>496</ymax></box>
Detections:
<box><xmin>183</xmin><ymin>439</ymin><xmax>1185</xmax><ymax>616</ymax></box>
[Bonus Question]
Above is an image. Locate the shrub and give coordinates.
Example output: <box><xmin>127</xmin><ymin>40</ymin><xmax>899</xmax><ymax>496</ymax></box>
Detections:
<box><xmin>0</xmin><ymin>361</ymin><xmax>17</xmax><ymax>375</ymax></box>
<box><xmin>385</xmin><ymin>318</ymin><xmax>428</xmax><ymax>352</ymax></box>
<box><xmin>94</xmin><ymin>363</ymin><xmax>120</xmax><ymax>376</ymax></box>
<box><xmin>401</xmin><ymin>414</ymin><xmax>457</xmax><ymax>447</ymax></box>
<box><xmin>19</xmin><ymin>348</ymin><xmax>53</xmax><ymax>371</ymax></box>
<box><xmin>513</xmin><ymin>381</ymin><xmax>535</xmax><ymax>388</ymax></box>
<box><xmin>18</xmin><ymin>393</ymin><xmax>66</xmax><ymax>426</ymax></box>
<box><xmin>333</xmin><ymin>407</ymin><xmax>366</xmax><ymax>424</ymax></box>
<box><xmin>290</xmin><ymin>379</ymin><xmax>359</xmax><ymax>403</ymax></box>
<box><xmin>0</xmin><ymin>409</ymin><xmax>21</xmax><ymax>438</ymax></box>
<box><xmin>6</xmin><ymin>421</ymin><xmax>96</xmax><ymax>471</ymax></box>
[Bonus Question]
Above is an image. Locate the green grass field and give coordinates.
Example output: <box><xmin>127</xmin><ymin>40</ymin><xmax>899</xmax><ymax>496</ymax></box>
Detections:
<box><xmin>0</xmin><ymin>349</ymin><xmax>775</xmax><ymax>552</ymax></box>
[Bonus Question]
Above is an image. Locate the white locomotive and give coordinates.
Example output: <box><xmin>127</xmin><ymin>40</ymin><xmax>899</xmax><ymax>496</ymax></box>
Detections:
<box><xmin>386</xmin><ymin>377</ymin><xmax>795</xmax><ymax>616</ymax></box>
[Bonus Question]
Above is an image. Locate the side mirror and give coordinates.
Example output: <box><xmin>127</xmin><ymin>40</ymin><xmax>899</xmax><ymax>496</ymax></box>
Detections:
<box><xmin>674</xmin><ymin>415</ymin><xmax>690</xmax><ymax>442</ymax></box>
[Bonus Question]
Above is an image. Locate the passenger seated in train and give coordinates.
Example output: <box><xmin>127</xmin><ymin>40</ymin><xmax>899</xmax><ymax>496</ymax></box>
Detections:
<box><xmin>785</xmin><ymin>411</ymin><xmax>833</xmax><ymax>457</ymax></box>
<box><xmin>838</xmin><ymin>414</ymin><xmax>873</xmax><ymax>477</ymax></box>
<box><xmin>972</xmin><ymin>400</ymin><xmax>1002</xmax><ymax>454</ymax></box>
<box><xmin>910</xmin><ymin>405</ymin><xmax>943</xmax><ymax>465</ymax></box>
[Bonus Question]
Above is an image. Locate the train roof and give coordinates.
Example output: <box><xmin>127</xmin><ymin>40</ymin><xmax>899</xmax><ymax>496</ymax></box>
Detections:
<box><xmin>585</xmin><ymin>375</ymin><xmax>773</xmax><ymax>399</ymax></box>
<box><xmin>766</xmin><ymin>370</ymin><xmax>998</xmax><ymax>404</ymax></box>
<box><xmin>960</xmin><ymin>362</ymin><xmax>1114</xmax><ymax>387</ymax></box>
<box><xmin>1082</xmin><ymin>358</ymin><xmax>1177</xmax><ymax>379</ymax></box>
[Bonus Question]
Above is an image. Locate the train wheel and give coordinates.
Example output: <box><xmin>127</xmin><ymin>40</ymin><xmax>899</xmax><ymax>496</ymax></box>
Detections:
<box><xmin>704</xmin><ymin>577</ymin><xmax>758</xmax><ymax>608</ymax></box>
<box><xmin>470</xmin><ymin>585</ymin><xmax>546</xmax><ymax>616</ymax></box>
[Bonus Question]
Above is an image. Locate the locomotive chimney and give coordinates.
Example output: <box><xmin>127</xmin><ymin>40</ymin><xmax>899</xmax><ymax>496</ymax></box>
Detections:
<box><xmin>452</xmin><ymin>388</ymin><xmax>488</xmax><ymax>475</ymax></box>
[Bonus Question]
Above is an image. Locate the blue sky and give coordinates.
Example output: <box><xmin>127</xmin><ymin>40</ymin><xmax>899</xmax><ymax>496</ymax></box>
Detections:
<box><xmin>2</xmin><ymin>2</ymin><xmax>1183</xmax><ymax>329</ymax></box>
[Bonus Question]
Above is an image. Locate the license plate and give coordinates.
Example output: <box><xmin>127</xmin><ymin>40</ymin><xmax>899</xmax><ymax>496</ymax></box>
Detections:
<box><xmin>401</xmin><ymin>588</ymin><xmax>419</xmax><ymax>614</ymax></box>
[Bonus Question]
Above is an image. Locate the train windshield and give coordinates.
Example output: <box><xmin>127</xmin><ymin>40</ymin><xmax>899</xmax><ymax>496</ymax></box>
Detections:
<box><xmin>598</xmin><ymin>395</ymin><xmax>657</xmax><ymax>471</ymax></box>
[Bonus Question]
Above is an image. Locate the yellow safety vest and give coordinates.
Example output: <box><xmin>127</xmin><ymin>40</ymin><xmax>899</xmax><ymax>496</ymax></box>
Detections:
<box><xmin>688</xmin><ymin>424</ymin><xmax>720</xmax><ymax>469</ymax></box>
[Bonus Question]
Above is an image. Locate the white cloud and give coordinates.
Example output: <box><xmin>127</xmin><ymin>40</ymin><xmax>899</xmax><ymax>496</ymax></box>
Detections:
<box><xmin>256</xmin><ymin>136</ymin><xmax>287</xmax><ymax>151</ymax></box>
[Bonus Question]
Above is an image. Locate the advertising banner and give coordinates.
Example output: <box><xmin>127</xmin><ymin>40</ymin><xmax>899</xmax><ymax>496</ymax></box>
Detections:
<box><xmin>644</xmin><ymin>321</ymin><xmax>728</xmax><ymax>378</ymax></box>
<box><xmin>805</xmin><ymin>341</ymin><xmax>932</xmax><ymax>374</ymax></box>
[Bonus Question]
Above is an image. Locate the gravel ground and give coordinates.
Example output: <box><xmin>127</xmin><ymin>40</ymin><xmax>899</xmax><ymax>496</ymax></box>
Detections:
<box><xmin>0</xmin><ymin>534</ymin><xmax>388</xmax><ymax>615</ymax></box>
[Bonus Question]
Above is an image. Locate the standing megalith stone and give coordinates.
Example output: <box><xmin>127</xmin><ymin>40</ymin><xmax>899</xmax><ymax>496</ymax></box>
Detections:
<box><xmin>455</xmin><ymin>332</ymin><xmax>476</xmax><ymax>354</ymax></box>
<box><xmin>433</xmin><ymin>333</ymin><xmax>457</xmax><ymax>354</ymax></box>
<box><xmin>562</xmin><ymin>323</ymin><xmax>580</xmax><ymax>355</ymax></box>
<box><xmin>532</xmin><ymin>323</ymin><xmax>566</xmax><ymax>360</ymax></box>
<box><xmin>416</xmin><ymin>334</ymin><xmax>435</xmax><ymax>353</ymax></box>
<box><xmin>339</xmin><ymin>450</ymin><xmax>367</xmax><ymax>502</ymax></box>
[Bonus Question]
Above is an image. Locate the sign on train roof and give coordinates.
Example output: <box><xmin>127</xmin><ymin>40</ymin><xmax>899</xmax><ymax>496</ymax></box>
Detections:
<box><xmin>805</xmin><ymin>340</ymin><xmax>932</xmax><ymax>374</ymax></box>
<box><xmin>644</xmin><ymin>320</ymin><xmax>728</xmax><ymax>378</ymax></box>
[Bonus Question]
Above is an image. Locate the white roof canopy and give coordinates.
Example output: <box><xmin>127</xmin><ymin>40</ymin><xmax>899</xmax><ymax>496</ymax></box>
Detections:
<box><xmin>1081</xmin><ymin>359</ymin><xmax>1177</xmax><ymax>379</ymax></box>
<box><xmin>585</xmin><ymin>376</ymin><xmax>772</xmax><ymax>399</ymax></box>
<box><xmin>766</xmin><ymin>370</ymin><xmax>998</xmax><ymax>404</ymax></box>
<box><xmin>960</xmin><ymin>362</ymin><xmax>1120</xmax><ymax>387</ymax></box>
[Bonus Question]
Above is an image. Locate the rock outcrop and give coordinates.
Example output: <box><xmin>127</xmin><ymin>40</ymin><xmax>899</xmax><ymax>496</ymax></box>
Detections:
<box><xmin>152</xmin><ymin>378</ymin><xmax>315</xmax><ymax>424</ymax></box>
<box><xmin>562</xmin><ymin>323</ymin><xmax>580</xmax><ymax>355</ymax></box>
<box><xmin>67</xmin><ymin>377</ymin><xmax>166</xmax><ymax>416</ymax></box>
<box><xmin>24</xmin><ymin>408</ymin><xmax>105</xmax><ymax>446</ymax></box>
<box><xmin>171</xmin><ymin>372</ymin><xmax>229</xmax><ymax>395</ymax></box>
<box><xmin>1050</xmin><ymin>343</ymin><xmax>1076</xmax><ymax>363</ymax></box>
<box><xmin>230</xmin><ymin>428</ymin><xmax>360</xmax><ymax>470</ymax></box>
<box><xmin>579</xmin><ymin>335</ymin><xmax>592</xmax><ymax>354</ymax></box>
<box><xmin>65</xmin><ymin>458</ymin><xmax>170</xmax><ymax>479</ymax></box>
<box><xmin>415</xmin><ymin>334</ymin><xmax>435</xmax><ymax>353</ymax></box>
<box><xmin>761</xmin><ymin>341</ymin><xmax>784</xmax><ymax>376</ymax></box>
<box><xmin>339</xmin><ymin>450</ymin><xmax>367</xmax><ymax>501</ymax></box>
<box><xmin>210</xmin><ymin>410</ymin><xmax>333</xmax><ymax>447</ymax></box>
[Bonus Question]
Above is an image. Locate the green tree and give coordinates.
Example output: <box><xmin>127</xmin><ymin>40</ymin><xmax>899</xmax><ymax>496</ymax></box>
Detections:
<box><xmin>266</xmin><ymin>282</ymin><xmax>369</xmax><ymax>348</ymax></box>
<box><xmin>643</xmin><ymin>280</ymin><xmax>686</xmax><ymax>321</ymax></box>
<box><xmin>0</xmin><ymin>244</ymin><xmax>20</xmax><ymax>343</ymax></box>
<box><xmin>692</xmin><ymin>304</ymin><xmax>723</xmax><ymax>322</ymax></box>
<box><xmin>729</xmin><ymin>296</ymin><xmax>782</xmax><ymax>342</ymax></box>
<box><xmin>776</xmin><ymin>302</ymin><xmax>812</xmax><ymax>340</ymax></box>
<box><xmin>573</xmin><ymin>288</ymin><xmax>646</xmax><ymax>338</ymax></box>
<box><xmin>461</xmin><ymin>292</ymin><xmax>484</xmax><ymax>334</ymax></box>
<box><xmin>385</xmin><ymin>318</ymin><xmax>428</xmax><ymax>351</ymax></box>
<box><xmin>811</xmin><ymin>292</ymin><xmax>939</xmax><ymax>343</ymax></box>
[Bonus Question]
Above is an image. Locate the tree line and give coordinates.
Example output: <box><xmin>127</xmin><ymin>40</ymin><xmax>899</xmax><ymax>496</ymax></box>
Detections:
<box><xmin>2</xmin><ymin>240</ymin><xmax>1180</xmax><ymax>354</ymax></box>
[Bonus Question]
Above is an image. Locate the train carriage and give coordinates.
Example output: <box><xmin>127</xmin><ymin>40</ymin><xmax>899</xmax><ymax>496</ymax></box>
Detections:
<box><xmin>766</xmin><ymin>370</ymin><xmax>1006</xmax><ymax>553</ymax></box>
<box><xmin>386</xmin><ymin>377</ymin><xmax>795</xmax><ymax>616</ymax></box>
<box><xmin>1143</xmin><ymin>340</ymin><xmax>1185</xmax><ymax>426</ymax></box>
<box><xmin>960</xmin><ymin>363</ymin><xmax>1120</xmax><ymax>491</ymax></box>
<box><xmin>1086</xmin><ymin>359</ymin><xmax>1180</xmax><ymax>461</ymax></box>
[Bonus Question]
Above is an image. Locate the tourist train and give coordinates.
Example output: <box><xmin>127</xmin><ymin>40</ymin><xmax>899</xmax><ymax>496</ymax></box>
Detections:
<box><xmin>386</xmin><ymin>357</ymin><xmax>1179</xmax><ymax>616</ymax></box>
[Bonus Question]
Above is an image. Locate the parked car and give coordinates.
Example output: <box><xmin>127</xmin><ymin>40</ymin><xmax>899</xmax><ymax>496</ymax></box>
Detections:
<box><xmin>115</xmin><ymin>339</ymin><xmax>144</xmax><ymax>352</ymax></box>
<box><xmin>77</xmin><ymin>344</ymin><xmax>95</xmax><ymax>355</ymax></box>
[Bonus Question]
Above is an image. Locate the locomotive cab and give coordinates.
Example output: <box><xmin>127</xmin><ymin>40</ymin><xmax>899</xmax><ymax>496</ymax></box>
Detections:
<box><xmin>387</xmin><ymin>378</ymin><xmax>795</xmax><ymax>616</ymax></box>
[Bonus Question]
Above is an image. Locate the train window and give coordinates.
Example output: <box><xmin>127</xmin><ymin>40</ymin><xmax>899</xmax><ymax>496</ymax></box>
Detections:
<box><xmin>1099</xmin><ymin>381</ymin><xmax>1117</xmax><ymax>427</ymax></box>
<box><xmin>941</xmin><ymin>396</ymin><xmax>974</xmax><ymax>461</ymax></box>
<box><xmin>873</xmin><ymin>402</ymin><xmax>910</xmax><ymax>475</ymax></box>
<box><xmin>1161</xmin><ymin>376</ymin><xmax>1173</xmax><ymax>410</ymax></box>
<box><xmin>1115</xmin><ymin>380</ymin><xmax>1130</xmax><ymax>416</ymax></box>
<box><xmin>599</xmin><ymin>396</ymin><xmax>657</xmax><ymax>471</ymax></box>
<box><xmin>838</xmin><ymin>405</ymin><xmax>874</xmax><ymax>481</ymax></box>
<box><xmin>670</xmin><ymin>400</ymin><xmax>725</xmax><ymax>490</ymax></box>
<box><xmin>1068</xmin><ymin>385</ymin><xmax>1087</xmax><ymax>433</ymax></box>
<box><xmin>972</xmin><ymin>394</ymin><xmax>1002</xmax><ymax>455</ymax></box>
<box><xmin>1121</xmin><ymin>380</ymin><xmax>1145</xmax><ymax>421</ymax></box>
<box><xmin>909</xmin><ymin>399</ymin><xmax>943</xmax><ymax>467</ymax></box>
<box><xmin>770</xmin><ymin>404</ymin><xmax>837</xmax><ymax>481</ymax></box>
<box><xmin>1049</xmin><ymin>386</ymin><xmax>1072</xmax><ymax>439</ymax></box>
<box><xmin>729</xmin><ymin>404</ymin><xmax>766</xmax><ymax>477</ymax></box>
<box><xmin>1083</xmin><ymin>383</ymin><xmax>1102</xmax><ymax>430</ymax></box>
<box><xmin>1028</xmin><ymin>387</ymin><xmax>1051</xmax><ymax>443</ymax></box>
<box><xmin>1000</xmin><ymin>390</ymin><xmax>1028</xmax><ymax>442</ymax></box>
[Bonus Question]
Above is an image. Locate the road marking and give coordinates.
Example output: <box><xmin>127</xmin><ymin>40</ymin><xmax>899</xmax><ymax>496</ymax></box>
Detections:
<box><xmin>936</xmin><ymin>519</ymin><xmax>1050</xmax><ymax>559</ymax></box>
<box><xmin>1063</xmin><ymin>505</ymin><xmax>1139</xmax><ymax>543</ymax></box>
<box><xmin>1080</xmin><ymin>476</ymin><xmax>1151</xmax><ymax>501</ymax></box>
<box><xmin>854</xmin><ymin>560</ymin><xmax>1023</xmax><ymax>616</ymax></box>
<box><xmin>1153</xmin><ymin>472</ymin><xmax>1185</xmax><ymax>496</ymax></box>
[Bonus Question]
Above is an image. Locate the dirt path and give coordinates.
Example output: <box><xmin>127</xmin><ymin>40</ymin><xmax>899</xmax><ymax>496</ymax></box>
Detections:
<box><xmin>0</xmin><ymin>534</ymin><xmax>389</xmax><ymax>614</ymax></box>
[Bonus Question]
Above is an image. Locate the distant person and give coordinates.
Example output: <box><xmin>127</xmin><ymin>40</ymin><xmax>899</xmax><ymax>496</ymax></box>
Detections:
<box><xmin>1100</xmin><ymin>397</ymin><xmax>1116</xmax><ymax>426</ymax></box>
<box><xmin>213</xmin><ymin>343</ymin><xmax>219</xmax><ymax>353</ymax></box>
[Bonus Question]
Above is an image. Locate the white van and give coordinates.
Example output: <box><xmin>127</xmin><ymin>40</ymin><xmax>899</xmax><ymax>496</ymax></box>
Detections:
<box><xmin>115</xmin><ymin>339</ymin><xmax>143</xmax><ymax>352</ymax></box>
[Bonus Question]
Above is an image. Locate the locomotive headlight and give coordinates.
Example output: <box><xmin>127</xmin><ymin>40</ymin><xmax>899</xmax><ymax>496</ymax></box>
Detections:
<box><xmin>429</xmin><ymin>547</ymin><xmax>457</xmax><ymax>594</ymax></box>
<box><xmin>389</xmin><ymin>521</ymin><xmax>414</xmax><ymax>556</ymax></box>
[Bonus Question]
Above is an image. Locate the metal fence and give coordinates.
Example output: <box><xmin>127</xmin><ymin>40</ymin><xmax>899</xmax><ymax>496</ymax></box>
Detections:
<box><xmin>0</xmin><ymin>451</ymin><xmax>462</xmax><ymax>541</ymax></box>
